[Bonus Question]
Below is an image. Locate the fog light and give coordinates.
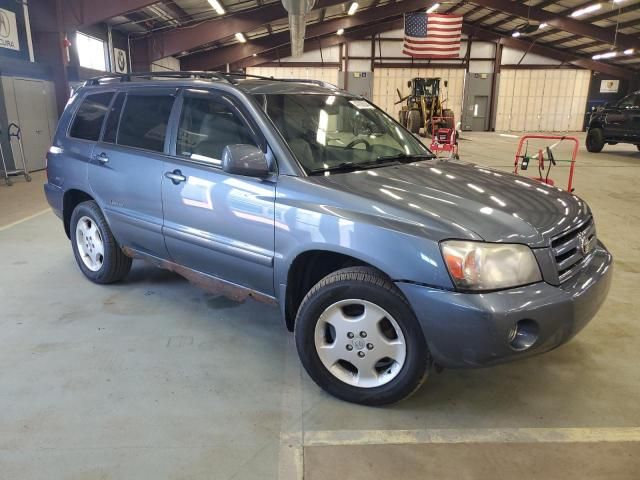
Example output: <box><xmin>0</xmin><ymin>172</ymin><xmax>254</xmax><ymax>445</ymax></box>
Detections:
<box><xmin>508</xmin><ymin>319</ymin><xmax>539</xmax><ymax>351</ymax></box>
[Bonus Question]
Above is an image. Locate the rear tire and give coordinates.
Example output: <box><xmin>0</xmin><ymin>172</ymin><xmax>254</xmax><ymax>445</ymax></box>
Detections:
<box><xmin>294</xmin><ymin>267</ymin><xmax>431</xmax><ymax>406</ymax></box>
<box><xmin>442</xmin><ymin>109</ymin><xmax>455</xmax><ymax>129</ymax></box>
<box><xmin>636</xmin><ymin>145</ymin><xmax>640</xmax><ymax>152</ymax></box>
<box><xmin>70</xmin><ymin>201</ymin><xmax>132</xmax><ymax>284</ymax></box>
<box><xmin>407</xmin><ymin>110</ymin><xmax>421</xmax><ymax>134</ymax></box>
<box><xmin>586</xmin><ymin>128</ymin><xmax>604</xmax><ymax>153</ymax></box>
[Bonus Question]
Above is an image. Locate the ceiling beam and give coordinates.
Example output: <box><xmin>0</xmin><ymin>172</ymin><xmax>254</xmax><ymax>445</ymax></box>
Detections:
<box><xmin>463</xmin><ymin>22</ymin><xmax>634</xmax><ymax>78</ymax></box>
<box><xmin>466</xmin><ymin>0</ymin><xmax>638</xmax><ymax>51</ymax></box>
<box><xmin>234</xmin><ymin>18</ymin><xmax>405</xmax><ymax>69</ymax></box>
<box><xmin>132</xmin><ymin>0</ymin><xmax>345</xmax><ymax>63</ymax></box>
<box><xmin>239</xmin><ymin>18</ymin><xmax>635</xmax><ymax>78</ymax></box>
<box><xmin>182</xmin><ymin>0</ymin><xmax>439</xmax><ymax>70</ymax></box>
<box><xmin>61</xmin><ymin>0</ymin><xmax>159</xmax><ymax>30</ymax></box>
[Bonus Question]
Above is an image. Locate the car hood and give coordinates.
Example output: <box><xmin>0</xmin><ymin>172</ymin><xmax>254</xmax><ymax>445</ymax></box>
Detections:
<box><xmin>313</xmin><ymin>160</ymin><xmax>590</xmax><ymax>247</ymax></box>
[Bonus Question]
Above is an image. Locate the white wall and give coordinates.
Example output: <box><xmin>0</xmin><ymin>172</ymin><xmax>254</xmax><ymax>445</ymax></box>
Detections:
<box><xmin>247</xmin><ymin>66</ymin><xmax>340</xmax><ymax>85</ymax></box>
<box><xmin>151</xmin><ymin>56</ymin><xmax>181</xmax><ymax>71</ymax></box>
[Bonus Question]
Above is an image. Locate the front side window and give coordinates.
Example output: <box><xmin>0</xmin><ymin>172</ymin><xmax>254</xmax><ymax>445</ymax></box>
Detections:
<box><xmin>117</xmin><ymin>94</ymin><xmax>175</xmax><ymax>153</ymax></box>
<box><xmin>254</xmin><ymin>94</ymin><xmax>432</xmax><ymax>175</ymax></box>
<box><xmin>69</xmin><ymin>92</ymin><xmax>114</xmax><ymax>141</ymax></box>
<box><xmin>176</xmin><ymin>95</ymin><xmax>257</xmax><ymax>166</ymax></box>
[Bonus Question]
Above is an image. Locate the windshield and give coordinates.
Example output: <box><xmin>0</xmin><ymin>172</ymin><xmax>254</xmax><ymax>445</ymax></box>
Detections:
<box><xmin>253</xmin><ymin>93</ymin><xmax>433</xmax><ymax>175</ymax></box>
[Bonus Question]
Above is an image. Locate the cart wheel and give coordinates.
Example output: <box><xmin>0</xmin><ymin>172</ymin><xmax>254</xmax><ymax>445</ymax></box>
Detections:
<box><xmin>453</xmin><ymin>154</ymin><xmax>460</xmax><ymax>160</ymax></box>
<box><xmin>25</xmin><ymin>174</ymin><xmax>32</xmax><ymax>182</ymax></box>
<box><xmin>6</xmin><ymin>179</ymin><xmax>13</xmax><ymax>187</ymax></box>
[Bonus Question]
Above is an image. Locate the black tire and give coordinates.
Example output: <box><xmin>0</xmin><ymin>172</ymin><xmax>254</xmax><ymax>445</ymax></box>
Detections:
<box><xmin>70</xmin><ymin>200</ymin><xmax>132</xmax><ymax>284</ymax></box>
<box><xmin>586</xmin><ymin>128</ymin><xmax>604</xmax><ymax>153</ymax></box>
<box><xmin>442</xmin><ymin>109</ymin><xmax>455</xmax><ymax>129</ymax></box>
<box><xmin>407</xmin><ymin>109</ymin><xmax>421</xmax><ymax>134</ymax></box>
<box><xmin>294</xmin><ymin>267</ymin><xmax>431</xmax><ymax>406</ymax></box>
<box><xmin>636</xmin><ymin>145</ymin><xmax>640</xmax><ymax>152</ymax></box>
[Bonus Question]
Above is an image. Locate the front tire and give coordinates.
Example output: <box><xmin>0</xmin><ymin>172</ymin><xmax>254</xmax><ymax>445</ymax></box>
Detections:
<box><xmin>407</xmin><ymin>110</ymin><xmax>421</xmax><ymax>135</ymax></box>
<box><xmin>70</xmin><ymin>201</ymin><xmax>132</xmax><ymax>284</ymax></box>
<box><xmin>586</xmin><ymin>128</ymin><xmax>604</xmax><ymax>152</ymax></box>
<box><xmin>294</xmin><ymin>267</ymin><xmax>431</xmax><ymax>406</ymax></box>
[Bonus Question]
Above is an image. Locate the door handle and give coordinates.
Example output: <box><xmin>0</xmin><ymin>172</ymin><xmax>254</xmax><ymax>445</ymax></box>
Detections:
<box><xmin>94</xmin><ymin>152</ymin><xmax>109</xmax><ymax>163</ymax></box>
<box><xmin>165</xmin><ymin>169</ymin><xmax>186</xmax><ymax>184</ymax></box>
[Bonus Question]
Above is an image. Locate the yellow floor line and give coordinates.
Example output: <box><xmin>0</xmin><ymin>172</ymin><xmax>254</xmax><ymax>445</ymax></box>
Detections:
<box><xmin>0</xmin><ymin>209</ymin><xmax>51</xmax><ymax>232</ymax></box>
<box><xmin>303</xmin><ymin>427</ymin><xmax>640</xmax><ymax>447</ymax></box>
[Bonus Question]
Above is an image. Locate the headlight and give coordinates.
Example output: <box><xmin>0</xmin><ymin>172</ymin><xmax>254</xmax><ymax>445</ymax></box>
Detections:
<box><xmin>440</xmin><ymin>240</ymin><xmax>542</xmax><ymax>291</ymax></box>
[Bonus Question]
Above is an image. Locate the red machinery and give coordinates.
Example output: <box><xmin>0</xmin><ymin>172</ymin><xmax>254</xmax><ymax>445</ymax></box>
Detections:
<box><xmin>513</xmin><ymin>135</ymin><xmax>579</xmax><ymax>192</ymax></box>
<box><xmin>429</xmin><ymin>116</ymin><xmax>459</xmax><ymax>159</ymax></box>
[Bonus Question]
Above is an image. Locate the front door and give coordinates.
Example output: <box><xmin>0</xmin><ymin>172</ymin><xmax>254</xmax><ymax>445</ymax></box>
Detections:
<box><xmin>89</xmin><ymin>88</ymin><xmax>176</xmax><ymax>259</ymax></box>
<box><xmin>604</xmin><ymin>94</ymin><xmax>634</xmax><ymax>140</ymax></box>
<box><xmin>161</xmin><ymin>89</ymin><xmax>276</xmax><ymax>296</ymax></box>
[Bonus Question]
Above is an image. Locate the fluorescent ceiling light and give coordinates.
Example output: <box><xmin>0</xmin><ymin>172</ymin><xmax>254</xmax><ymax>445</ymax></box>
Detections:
<box><xmin>512</xmin><ymin>31</ymin><xmax>521</xmax><ymax>37</ymax></box>
<box><xmin>207</xmin><ymin>0</ymin><xmax>226</xmax><ymax>15</ymax></box>
<box><xmin>571</xmin><ymin>3</ymin><xmax>601</xmax><ymax>17</ymax></box>
<box><xmin>337</xmin><ymin>28</ymin><xmax>345</xmax><ymax>35</ymax></box>
<box><xmin>235</xmin><ymin>32</ymin><xmax>247</xmax><ymax>43</ymax></box>
<box><xmin>623</xmin><ymin>48</ymin><xmax>634</xmax><ymax>55</ymax></box>
<box><xmin>252</xmin><ymin>53</ymin><xmax>257</xmax><ymax>57</ymax></box>
<box><xmin>592</xmin><ymin>51</ymin><xmax>616</xmax><ymax>59</ymax></box>
<box><xmin>427</xmin><ymin>3</ymin><xmax>440</xmax><ymax>13</ymax></box>
<box><xmin>538</xmin><ymin>22</ymin><xmax>548</xmax><ymax>30</ymax></box>
<box><xmin>348</xmin><ymin>2</ymin><xmax>358</xmax><ymax>15</ymax></box>
<box><xmin>613</xmin><ymin>0</ymin><xmax>625</xmax><ymax>3</ymax></box>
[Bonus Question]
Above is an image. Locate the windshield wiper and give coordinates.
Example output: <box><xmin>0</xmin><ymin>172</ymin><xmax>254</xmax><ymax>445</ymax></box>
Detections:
<box><xmin>376</xmin><ymin>153</ymin><xmax>436</xmax><ymax>162</ymax></box>
<box><xmin>308</xmin><ymin>162</ymin><xmax>361</xmax><ymax>175</ymax></box>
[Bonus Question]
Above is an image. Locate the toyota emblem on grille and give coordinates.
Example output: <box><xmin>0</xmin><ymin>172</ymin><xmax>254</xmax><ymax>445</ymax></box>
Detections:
<box><xmin>578</xmin><ymin>232</ymin><xmax>594</xmax><ymax>255</ymax></box>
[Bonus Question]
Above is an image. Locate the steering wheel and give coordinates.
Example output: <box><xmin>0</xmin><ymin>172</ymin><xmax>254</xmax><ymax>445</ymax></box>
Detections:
<box><xmin>345</xmin><ymin>138</ymin><xmax>372</xmax><ymax>151</ymax></box>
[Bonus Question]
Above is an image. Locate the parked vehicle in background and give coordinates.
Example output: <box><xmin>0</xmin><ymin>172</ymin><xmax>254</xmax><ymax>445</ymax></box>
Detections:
<box><xmin>586</xmin><ymin>90</ymin><xmax>640</xmax><ymax>153</ymax></box>
<box><xmin>45</xmin><ymin>72</ymin><xmax>612</xmax><ymax>406</ymax></box>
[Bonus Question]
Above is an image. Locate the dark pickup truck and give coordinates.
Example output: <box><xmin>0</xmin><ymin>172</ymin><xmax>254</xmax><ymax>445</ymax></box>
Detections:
<box><xmin>586</xmin><ymin>90</ymin><xmax>640</xmax><ymax>153</ymax></box>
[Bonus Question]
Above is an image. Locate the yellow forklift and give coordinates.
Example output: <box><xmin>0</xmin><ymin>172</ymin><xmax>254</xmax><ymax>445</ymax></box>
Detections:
<box><xmin>396</xmin><ymin>77</ymin><xmax>454</xmax><ymax>137</ymax></box>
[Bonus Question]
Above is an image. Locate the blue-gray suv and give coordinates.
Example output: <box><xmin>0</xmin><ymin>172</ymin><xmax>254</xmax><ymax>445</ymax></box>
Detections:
<box><xmin>44</xmin><ymin>72</ymin><xmax>612</xmax><ymax>405</ymax></box>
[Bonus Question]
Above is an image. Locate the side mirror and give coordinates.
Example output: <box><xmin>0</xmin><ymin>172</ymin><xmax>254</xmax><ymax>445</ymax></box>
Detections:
<box><xmin>222</xmin><ymin>144</ymin><xmax>270</xmax><ymax>177</ymax></box>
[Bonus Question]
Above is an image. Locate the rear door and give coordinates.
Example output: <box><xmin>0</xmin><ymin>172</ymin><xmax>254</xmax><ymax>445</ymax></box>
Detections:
<box><xmin>623</xmin><ymin>93</ymin><xmax>640</xmax><ymax>139</ymax></box>
<box><xmin>161</xmin><ymin>88</ymin><xmax>276</xmax><ymax>296</ymax></box>
<box><xmin>89</xmin><ymin>87</ymin><xmax>176</xmax><ymax>258</ymax></box>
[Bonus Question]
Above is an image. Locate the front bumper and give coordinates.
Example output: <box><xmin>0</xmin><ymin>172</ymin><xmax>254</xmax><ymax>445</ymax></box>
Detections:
<box><xmin>397</xmin><ymin>241</ymin><xmax>613</xmax><ymax>368</ymax></box>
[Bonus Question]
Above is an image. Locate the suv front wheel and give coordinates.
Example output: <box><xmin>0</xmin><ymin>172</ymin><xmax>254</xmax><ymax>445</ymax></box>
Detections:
<box><xmin>70</xmin><ymin>201</ymin><xmax>132</xmax><ymax>284</ymax></box>
<box><xmin>586</xmin><ymin>127</ymin><xmax>605</xmax><ymax>153</ymax></box>
<box><xmin>295</xmin><ymin>267</ymin><xmax>431</xmax><ymax>405</ymax></box>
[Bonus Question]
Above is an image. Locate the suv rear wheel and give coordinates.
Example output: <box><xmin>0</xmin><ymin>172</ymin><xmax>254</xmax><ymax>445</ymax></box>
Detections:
<box><xmin>294</xmin><ymin>267</ymin><xmax>431</xmax><ymax>405</ymax></box>
<box><xmin>586</xmin><ymin>128</ymin><xmax>605</xmax><ymax>153</ymax></box>
<box><xmin>70</xmin><ymin>201</ymin><xmax>132</xmax><ymax>284</ymax></box>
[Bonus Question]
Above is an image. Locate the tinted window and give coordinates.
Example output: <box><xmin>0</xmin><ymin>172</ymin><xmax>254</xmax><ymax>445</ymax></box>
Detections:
<box><xmin>117</xmin><ymin>94</ymin><xmax>175</xmax><ymax>153</ymax></box>
<box><xmin>103</xmin><ymin>92</ymin><xmax>125</xmax><ymax>143</ymax></box>
<box><xmin>176</xmin><ymin>96</ymin><xmax>256</xmax><ymax>165</ymax></box>
<box><xmin>69</xmin><ymin>92</ymin><xmax>114</xmax><ymax>141</ymax></box>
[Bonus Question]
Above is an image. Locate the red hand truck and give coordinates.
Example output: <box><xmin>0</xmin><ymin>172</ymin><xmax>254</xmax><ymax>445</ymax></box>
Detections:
<box><xmin>513</xmin><ymin>135</ymin><xmax>579</xmax><ymax>192</ymax></box>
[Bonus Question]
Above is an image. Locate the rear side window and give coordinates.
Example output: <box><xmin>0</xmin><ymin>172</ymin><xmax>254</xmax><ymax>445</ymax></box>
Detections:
<box><xmin>103</xmin><ymin>92</ymin><xmax>125</xmax><ymax>143</ymax></box>
<box><xmin>117</xmin><ymin>94</ymin><xmax>175</xmax><ymax>153</ymax></box>
<box><xmin>69</xmin><ymin>92</ymin><xmax>114</xmax><ymax>141</ymax></box>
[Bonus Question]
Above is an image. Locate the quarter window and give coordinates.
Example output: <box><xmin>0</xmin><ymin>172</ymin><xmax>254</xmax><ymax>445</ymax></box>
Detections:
<box><xmin>117</xmin><ymin>94</ymin><xmax>175</xmax><ymax>153</ymax></box>
<box><xmin>69</xmin><ymin>92</ymin><xmax>114</xmax><ymax>141</ymax></box>
<box><xmin>176</xmin><ymin>96</ymin><xmax>257</xmax><ymax>165</ymax></box>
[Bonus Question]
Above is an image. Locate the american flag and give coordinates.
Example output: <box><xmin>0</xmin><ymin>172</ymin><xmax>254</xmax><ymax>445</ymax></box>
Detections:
<box><xmin>403</xmin><ymin>13</ymin><xmax>463</xmax><ymax>59</ymax></box>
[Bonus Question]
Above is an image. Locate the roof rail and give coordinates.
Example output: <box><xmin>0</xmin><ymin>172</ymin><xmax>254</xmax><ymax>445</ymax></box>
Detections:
<box><xmin>84</xmin><ymin>71</ymin><xmax>234</xmax><ymax>86</ymax></box>
<box><xmin>83</xmin><ymin>70</ymin><xmax>339</xmax><ymax>90</ymax></box>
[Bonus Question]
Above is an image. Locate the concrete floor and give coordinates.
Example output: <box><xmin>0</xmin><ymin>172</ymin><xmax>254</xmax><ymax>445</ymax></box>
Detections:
<box><xmin>0</xmin><ymin>132</ymin><xmax>639</xmax><ymax>479</ymax></box>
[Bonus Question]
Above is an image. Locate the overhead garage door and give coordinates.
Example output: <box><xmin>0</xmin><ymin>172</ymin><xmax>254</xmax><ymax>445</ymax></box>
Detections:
<box><xmin>495</xmin><ymin>69</ymin><xmax>590</xmax><ymax>132</ymax></box>
<box><xmin>373</xmin><ymin>67</ymin><xmax>465</xmax><ymax>125</ymax></box>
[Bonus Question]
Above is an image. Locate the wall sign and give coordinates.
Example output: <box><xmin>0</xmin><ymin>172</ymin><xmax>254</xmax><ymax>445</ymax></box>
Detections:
<box><xmin>600</xmin><ymin>79</ymin><xmax>619</xmax><ymax>93</ymax></box>
<box><xmin>114</xmin><ymin>47</ymin><xmax>128</xmax><ymax>73</ymax></box>
<box><xmin>0</xmin><ymin>8</ymin><xmax>20</xmax><ymax>51</ymax></box>
<box><xmin>0</xmin><ymin>0</ymin><xmax>29</xmax><ymax>60</ymax></box>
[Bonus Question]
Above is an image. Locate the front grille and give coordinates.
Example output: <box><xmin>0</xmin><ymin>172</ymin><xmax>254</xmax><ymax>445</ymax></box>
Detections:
<box><xmin>551</xmin><ymin>217</ymin><xmax>596</xmax><ymax>283</ymax></box>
